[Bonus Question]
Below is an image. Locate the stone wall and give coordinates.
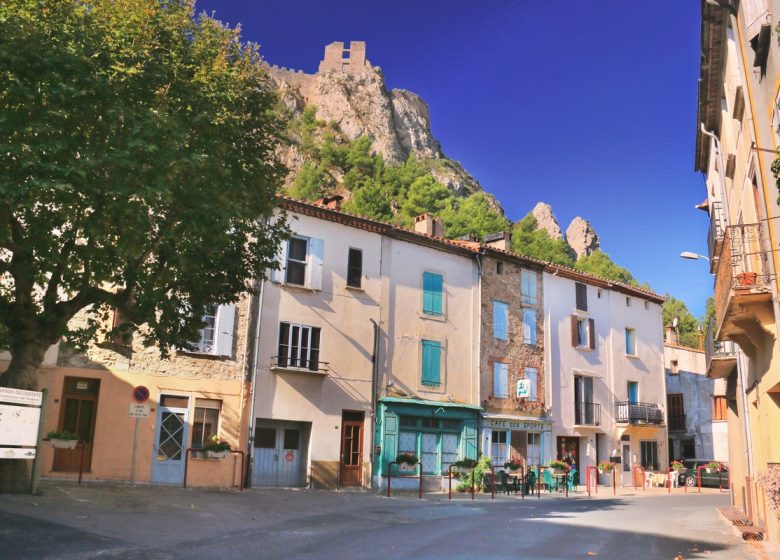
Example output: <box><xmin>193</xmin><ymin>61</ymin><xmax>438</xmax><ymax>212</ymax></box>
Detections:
<box><xmin>480</xmin><ymin>255</ymin><xmax>545</xmax><ymax>414</ymax></box>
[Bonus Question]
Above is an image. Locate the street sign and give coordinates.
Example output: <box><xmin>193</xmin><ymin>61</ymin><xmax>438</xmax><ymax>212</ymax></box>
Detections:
<box><xmin>285</xmin><ymin>451</ymin><xmax>295</xmax><ymax>462</ymax></box>
<box><xmin>516</xmin><ymin>379</ymin><xmax>531</xmax><ymax>398</ymax></box>
<box><xmin>132</xmin><ymin>386</ymin><xmax>150</xmax><ymax>403</ymax></box>
<box><xmin>0</xmin><ymin>404</ymin><xmax>42</xmax><ymax>446</ymax></box>
<box><xmin>129</xmin><ymin>403</ymin><xmax>150</xmax><ymax>418</ymax></box>
<box><xmin>0</xmin><ymin>387</ymin><xmax>43</xmax><ymax>406</ymax></box>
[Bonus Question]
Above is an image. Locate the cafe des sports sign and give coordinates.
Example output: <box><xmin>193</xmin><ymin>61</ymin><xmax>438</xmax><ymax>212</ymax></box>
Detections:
<box><xmin>483</xmin><ymin>418</ymin><xmax>547</xmax><ymax>431</ymax></box>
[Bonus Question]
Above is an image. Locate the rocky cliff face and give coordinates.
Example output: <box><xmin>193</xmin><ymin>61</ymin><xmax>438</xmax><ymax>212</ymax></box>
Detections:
<box><xmin>566</xmin><ymin>217</ymin><xmax>600</xmax><ymax>260</ymax></box>
<box><xmin>265</xmin><ymin>42</ymin><xmax>482</xmax><ymax>196</ymax></box>
<box><xmin>531</xmin><ymin>202</ymin><xmax>563</xmax><ymax>239</ymax></box>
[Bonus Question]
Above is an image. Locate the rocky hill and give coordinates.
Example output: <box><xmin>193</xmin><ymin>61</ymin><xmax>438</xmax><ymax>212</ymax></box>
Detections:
<box><xmin>531</xmin><ymin>202</ymin><xmax>600</xmax><ymax>260</ymax></box>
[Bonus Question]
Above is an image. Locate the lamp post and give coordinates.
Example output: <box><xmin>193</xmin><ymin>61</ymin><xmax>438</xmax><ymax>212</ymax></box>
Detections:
<box><xmin>679</xmin><ymin>252</ymin><xmax>710</xmax><ymax>262</ymax></box>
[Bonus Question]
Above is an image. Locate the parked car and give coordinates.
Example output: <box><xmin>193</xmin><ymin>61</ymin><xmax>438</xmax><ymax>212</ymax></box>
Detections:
<box><xmin>677</xmin><ymin>460</ymin><xmax>729</xmax><ymax>488</ymax></box>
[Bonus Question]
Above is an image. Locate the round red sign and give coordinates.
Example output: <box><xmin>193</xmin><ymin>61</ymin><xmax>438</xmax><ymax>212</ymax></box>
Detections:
<box><xmin>285</xmin><ymin>451</ymin><xmax>295</xmax><ymax>462</ymax></box>
<box><xmin>132</xmin><ymin>385</ymin><xmax>150</xmax><ymax>403</ymax></box>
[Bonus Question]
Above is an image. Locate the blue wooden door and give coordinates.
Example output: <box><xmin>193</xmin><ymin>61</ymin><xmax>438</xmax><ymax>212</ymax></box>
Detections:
<box><xmin>151</xmin><ymin>405</ymin><xmax>189</xmax><ymax>484</ymax></box>
<box><xmin>252</xmin><ymin>420</ymin><xmax>306</xmax><ymax>487</ymax></box>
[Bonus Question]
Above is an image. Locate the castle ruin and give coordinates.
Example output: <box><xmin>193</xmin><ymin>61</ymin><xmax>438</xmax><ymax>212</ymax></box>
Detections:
<box><xmin>318</xmin><ymin>41</ymin><xmax>371</xmax><ymax>74</ymax></box>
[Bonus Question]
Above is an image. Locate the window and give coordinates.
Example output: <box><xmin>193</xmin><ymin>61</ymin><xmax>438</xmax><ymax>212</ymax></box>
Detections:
<box><xmin>640</xmin><ymin>440</ymin><xmax>659</xmax><ymax>471</ymax></box>
<box><xmin>285</xmin><ymin>236</ymin><xmax>308</xmax><ymax>286</ymax></box>
<box><xmin>713</xmin><ymin>396</ymin><xmax>728</xmax><ymax>420</ymax></box>
<box><xmin>254</xmin><ymin>427</ymin><xmax>275</xmax><ymax>448</ymax></box>
<box><xmin>626</xmin><ymin>297</ymin><xmax>631</xmax><ymax>307</ymax></box>
<box><xmin>277</xmin><ymin>322</ymin><xmax>321</xmax><ymax>371</ymax></box>
<box><xmin>668</xmin><ymin>393</ymin><xmax>685</xmax><ymax>431</ymax></box>
<box><xmin>496</xmin><ymin>261</ymin><xmax>503</xmax><ymax>275</ymax></box>
<box><xmin>575</xmin><ymin>282</ymin><xmax>587</xmax><ymax>311</ymax></box>
<box><xmin>493</xmin><ymin>301</ymin><xmax>508</xmax><ymax>340</ymax></box>
<box><xmin>527</xmin><ymin>432</ymin><xmax>541</xmax><ymax>466</ymax></box>
<box><xmin>521</xmin><ymin>269</ymin><xmax>538</xmax><ymax>304</ymax></box>
<box><xmin>627</xmin><ymin>382</ymin><xmax>639</xmax><ymax>403</ymax></box>
<box><xmin>670</xmin><ymin>360</ymin><xmax>679</xmax><ymax>375</ymax></box>
<box><xmin>597</xmin><ymin>289</ymin><xmax>602</xmax><ymax>299</ymax></box>
<box><xmin>571</xmin><ymin>316</ymin><xmax>595</xmax><ymax>349</ymax></box>
<box><xmin>625</xmin><ymin>328</ymin><xmax>637</xmax><ymax>356</ymax></box>
<box><xmin>644</xmin><ymin>300</ymin><xmax>649</xmax><ymax>310</ymax></box>
<box><xmin>523</xmin><ymin>308</ymin><xmax>537</xmax><ymax>345</ymax></box>
<box><xmin>422</xmin><ymin>272</ymin><xmax>443</xmax><ymax>316</ymax></box>
<box><xmin>188</xmin><ymin>304</ymin><xmax>236</xmax><ymax>357</ymax></box>
<box><xmin>347</xmin><ymin>248</ymin><xmax>362</xmax><ymax>288</ymax></box>
<box><xmin>398</xmin><ymin>422</ymin><xmax>460</xmax><ymax>475</ymax></box>
<box><xmin>491</xmin><ymin>430</ymin><xmax>508</xmax><ymax>466</ymax></box>
<box><xmin>192</xmin><ymin>399</ymin><xmax>221</xmax><ymax>449</ymax></box>
<box><xmin>524</xmin><ymin>367</ymin><xmax>538</xmax><ymax>402</ymax></box>
<box><xmin>493</xmin><ymin>362</ymin><xmax>508</xmax><ymax>398</ymax></box>
<box><xmin>421</xmin><ymin>339</ymin><xmax>442</xmax><ymax>386</ymax></box>
<box><xmin>441</xmin><ymin>433</ymin><xmax>459</xmax><ymax>473</ymax></box>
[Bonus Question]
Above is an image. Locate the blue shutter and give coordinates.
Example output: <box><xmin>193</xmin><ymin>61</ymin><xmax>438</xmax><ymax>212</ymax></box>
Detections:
<box><xmin>493</xmin><ymin>362</ymin><xmax>508</xmax><ymax>398</ymax></box>
<box><xmin>628</xmin><ymin>382</ymin><xmax>638</xmax><ymax>403</ymax></box>
<box><xmin>382</xmin><ymin>412</ymin><xmax>398</xmax><ymax>476</ymax></box>
<box><xmin>521</xmin><ymin>269</ymin><xmax>537</xmax><ymax>304</ymax></box>
<box><xmin>523</xmin><ymin>308</ymin><xmax>537</xmax><ymax>345</ymax></box>
<box><xmin>421</xmin><ymin>340</ymin><xmax>441</xmax><ymax>386</ymax></box>
<box><xmin>493</xmin><ymin>301</ymin><xmax>508</xmax><ymax>340</ymax></box>
<box><xmin>525</xmin><ymin>367</ymin><xmax>538</xmax><ymax>401</ymax></box>
<box><xmin>422</xmin><ymin>272</ymin><xmax>443</xmax><ymax>315</ymax></box>
<box><xmin>463</xmin><ymin>419</ymin><xmax>478</xmax><ymax>460</ymax></box>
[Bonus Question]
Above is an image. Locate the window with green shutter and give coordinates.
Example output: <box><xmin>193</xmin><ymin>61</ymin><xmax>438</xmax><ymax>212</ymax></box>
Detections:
<box><xmin>421</xmin><ymin>339</ymin><xmax>441</xmax><ymax>386</ymax></box>
<box><xmin>422</xmin><ymin>272</ymin><xmax>443</xmax><ymax>316</ymax></box>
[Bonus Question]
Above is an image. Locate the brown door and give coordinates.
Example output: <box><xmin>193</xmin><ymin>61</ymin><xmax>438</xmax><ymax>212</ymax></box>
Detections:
<box><xmin>339</xmin><ymin>411</ymin><xmax>364</xmax><ymax>486</ymax></box>
<box><xmin>556</xmin><ymin>436</ymin><xmax>581</xmax><ymax>483</ymax></box>
<box><xmin>53</xmin><ymin>377</ymin><xmax>100</xmax><ymax>472</ymax></box>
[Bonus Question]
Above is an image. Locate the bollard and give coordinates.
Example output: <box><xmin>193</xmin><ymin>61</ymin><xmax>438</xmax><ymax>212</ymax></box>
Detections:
<box><xmin>586</xmin><ymin>466</ymin><xmax>599</xmax><ymax>497</ymax></box>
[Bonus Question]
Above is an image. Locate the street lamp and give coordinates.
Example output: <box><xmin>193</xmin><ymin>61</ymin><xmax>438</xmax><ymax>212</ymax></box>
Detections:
<box><xmin>679</xmin><ymin>251</ymin><xmax>710</xmax><ymax>262</ymax></box>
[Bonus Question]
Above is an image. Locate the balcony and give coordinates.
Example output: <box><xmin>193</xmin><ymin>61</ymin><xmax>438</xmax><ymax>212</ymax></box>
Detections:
<box><xmin>704</xmin><ymin>322</ymin><xmax>737</xmax><ymax>379</ymax></box>
<box><xmin>615</xmin><ymin>401</ymin><xmax>664</xmax><ymax>425</ymax></box>
<box><xmin>707</xmin><ymin>201</ymin><xmax>726</xmax><ymax>273</ymax></box>
<box><xmin>668</xmin><ymin>414</ymin><xmax>686</xmax><ymax>432</ymax></box>
<box><xmin>270</xmin><ymin>356</ymin><xmax>329</xmax><ymax>376</ymax></box>
<box><xmin>574</xmin><ymin>401</ymin><xmax>601</xmax><ymax>426</ymax></box>
<box><xmin>713</xmin><ymin>223</ymin><xmax>773</xmax><ymax>341</ymax></box>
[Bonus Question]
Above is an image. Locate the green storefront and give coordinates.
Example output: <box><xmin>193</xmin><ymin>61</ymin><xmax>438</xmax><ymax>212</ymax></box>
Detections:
<box><xmin>373</xmin><ymin>397</ymin><xmax>481</xmax><ymax>488</ymax></box>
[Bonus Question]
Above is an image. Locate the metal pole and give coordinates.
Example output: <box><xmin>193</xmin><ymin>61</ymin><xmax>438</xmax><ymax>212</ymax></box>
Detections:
<box><xmin>490</xmin><ymin>466</ymin><xmax>495</xmax><ymax>500</ymax></box>
<box><xmin>129</xmin><ymin>417</ymin><xmax>140</xmax><ymax>485</ymax></box>
<box><xmin>612</xmin><ymin>467</ymin><xmax>616</xmax><ymax>496</ymax></box>
<box><xmin>448</xmin><ymin>465</ymin><xmax>453</xmax><ymax>500</ymax></box>
<box><xmin>470</xmin><ymin>466</ymin><xmax>474</xmax><ymax>500</ymax></box>
<box><xmin>386</xmin><ymin>462</ymin><xmax>394</xmax><ymax>498</ymax></box>
<box><xmin>78</xmin><ymin>441</ymin><xmax>86</xmax><ymax>484</ymax></box>
<box><xmin>419</xmin><ymin>464</ymin><xmax>423</xmax><ymax>499</ymax></box>
<box><xmin>183</xmin><ymin>448</ymin><xmax>193</xmax><ymax>488</ymax></box>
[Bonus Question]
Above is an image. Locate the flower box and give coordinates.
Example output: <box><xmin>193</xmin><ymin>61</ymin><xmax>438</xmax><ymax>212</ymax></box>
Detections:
<box><xmin>207</xmin><ymin>450</ymin><xmax>228</xmax><ymax>460</ymax></box>
<box><xmin>398</xmin><ymin>462</ymin><xmax>417</xmax><ymax>472</ymax></box>
<box><xmin>49</xmin><ymin>439</ymin><xmax>78</xmax><ymax>449</ymax></box>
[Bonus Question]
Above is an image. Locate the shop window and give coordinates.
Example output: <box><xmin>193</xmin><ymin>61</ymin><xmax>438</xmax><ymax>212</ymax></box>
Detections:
<box><xmin>441</xmin><ymin>433</ymin><xmax>459</xmax><ymax>473</ymax></box>
<box><xmin>640</xmin><ymin>440</ymin><xmax>659</xmax><ymax>471</ymax></box>
<box><xmin>527</xmin><ymin>432</ymin><xmax>541</xmax><ymax>466</ymax></box>
<box><xmin>491</xmin><ymin>430</ymin><xmax>508</xmax><ymax>466</ymax></box>
<box><xmin>192</xmin><ymin>399</ymin><xmax>221</xmax><ymax>449</ymax></box>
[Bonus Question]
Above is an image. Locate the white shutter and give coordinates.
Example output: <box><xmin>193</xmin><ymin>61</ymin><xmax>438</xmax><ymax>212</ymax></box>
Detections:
<box><xmin>307</xmin><ymin>238</ymin><xmax>324</xmax><ymax>290</ymax></box>
<box><xmin>541</xmin><ymin>431</ymin><xmax>553</xmax><ymax>465</ymax></box>
<box><xmin>214</xmin><ymin>303</ymin><xmax>236</xmax><ymax>356</ymax></box>
<box><xmin>269</xmin><ymin>240</ymin><xmax>288</xmax><ymax>283</ymax></box>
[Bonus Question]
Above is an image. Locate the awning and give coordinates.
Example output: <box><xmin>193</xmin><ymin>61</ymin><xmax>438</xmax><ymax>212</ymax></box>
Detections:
<box><xmin>707</xmin><ymin>355</ymin><xmax>737</xmax><ymax>379</ymax></box>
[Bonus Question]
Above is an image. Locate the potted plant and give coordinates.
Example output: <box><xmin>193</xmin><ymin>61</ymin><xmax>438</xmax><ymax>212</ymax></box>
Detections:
<box><xmin>453</xmin><ymin>458</ymin><xmax>478</xmax><ymax>470</ymax></box>
<box><xmin>671</xmin><ymin>460</ymin><xmax>684</xmax><ymax>472</ymax></box>
<box><xmin>597</xmin><ymin>461</ymin><xmax>614</xmax><ymax>474</ymax></box>
<box><xmin>203</xmin><ymin>435</ymin><xmax>231</xmax><ymax>459</ymax></box>
<box><xmin>396</xmin><ymin>452</ymin><xmax>418</xmax><ymax>472</ymax></box>
<box><xmin>706</xmin><ymin>461</ymin><xmax>720</xmax><ymax>474</ymax></box>
<box><xmin>548</xmin><ymin>460</ymin><xmax>568</xmax><ymax>473</ymax></box>
<box><xmin>504</xmin><ymin>459</ymin><xmax>522</xmax><ymax>473</ymax></box>
<box><xmin>736</xmin><ymin>271</ymin><xmax>758</xmax><ymax>287</ymax></box>
<box><xmin>45</xmin><ymin>430</ymin><xmax>79</xmax><ymax>449</ymax></box>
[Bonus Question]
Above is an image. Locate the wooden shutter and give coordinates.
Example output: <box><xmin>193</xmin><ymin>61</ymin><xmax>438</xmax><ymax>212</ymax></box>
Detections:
<box><xmin>308</xmin><ymin>238</ymin><xmax>324</xmax><ymax>290</ymax></box>
<box><xmin>525</xmin><ymin>367</ymin><xmax>538</xmax><ymax>401</ymax></box>
<box><xmin>214</xmin><ymin>304</ymin><xmax>236</xmax><ymax>356</ymax></box>
<box><xmin>588</xmin><ymin>318</ymin><xmax>596</xmax><ymax>350</ymax></box>
<box><xmin>521</xmin><ymin>269</ymin><xmax>537</xmax><ymax>304</ymax></box>
<box><xmin>571</xmin><ymin>315</ymin><xmax>578</xmax><ymax>347</ymax></box>
<box><xmin>463</xmin><ymin>418</ymin><xmax>478</xmax><ymax>460</ymax></box>
<box><xmin>523</xmin><ymin>308</ymin><xmax>537</xmax><ymax>345</ymax></box>
<box><xmin>423</xmin><ymin>272</ymin><xmax>443</xmax><ymax>315</ymax></box>
<box><xmin>421</xmin><ymin>340</ymin><xmax>441</xmax><ymax>386</ymax></box>
<box><xmin>382</xmin><ymin>412</ymin><xmax>398</xmax><ymax>475</ymax></box>
<box><xmin>493</xmin><ymin>362</ymin><xmax>508</xmax><ymax>398</ymax></box>
<box><xmin>575</xmin><ymin>282</ymin><xmax>587</xmax><ymax>311</ymax></box>
<box><xmin>493</xmin><ymin>301</ymin><xmax>508</xmax><ymax>340</ymax></box>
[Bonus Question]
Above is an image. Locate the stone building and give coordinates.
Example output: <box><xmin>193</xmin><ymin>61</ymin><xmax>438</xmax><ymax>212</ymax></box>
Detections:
<box><xmin>695</xmin><ymin>0</ymin><xmax>780</xmax><ymax>541</ymax></box>
<box><xmin>477</xmin><ymin>232</ymin><xmax>552</xmax><ymax>471</ymax></box>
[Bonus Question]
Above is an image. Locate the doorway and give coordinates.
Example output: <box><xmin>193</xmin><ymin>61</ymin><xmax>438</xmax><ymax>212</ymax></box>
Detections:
<box><xmin>339</xmin><ymin>411</ymin><xmax>364</xmax><ymax>486</ymax></box>
<box><xmin>53</xmin><ymin>377</ymin><xmax>100</xmax><ymax>472</ymax></box>
<box><xmin>252</xmin><ymin>419</ymin><xmax>309</xmax><ymax>487</ymax></box>
<box><xmin>151</xmin><ymin>395</ymin><xmax>189</xmax><ymax>484</ymax></box>
<box><xmin>556</xmin><ymin>436</ymin><xmax>580</xmax><ymax>482</ymax></box>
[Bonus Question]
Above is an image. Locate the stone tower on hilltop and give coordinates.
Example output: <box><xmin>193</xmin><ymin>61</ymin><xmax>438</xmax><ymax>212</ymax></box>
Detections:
<box><xmin>318</xmin><ymin>41</ymin><xmax>371</xmax><ymax>74</ymax></box>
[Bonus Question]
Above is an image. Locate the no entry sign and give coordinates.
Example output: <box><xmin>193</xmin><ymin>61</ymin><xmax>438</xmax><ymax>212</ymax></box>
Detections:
<box><xmin>132</xmin><ymin>386</ymin><xmax>150</xmax><ymax>403</ymax></box>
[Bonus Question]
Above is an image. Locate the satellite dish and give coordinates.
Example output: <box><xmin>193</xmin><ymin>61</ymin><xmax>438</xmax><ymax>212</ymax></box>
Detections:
<box><xmin>672</xmin><ymin>317</ymin><xmax>679</xmax><ymax>328</ymax></box>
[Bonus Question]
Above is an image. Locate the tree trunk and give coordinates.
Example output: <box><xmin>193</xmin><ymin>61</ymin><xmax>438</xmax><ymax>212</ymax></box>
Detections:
<box><xmin>0</xmin><ymin>340</ymin><xmax>50</xmax><ymax>493</ymax></box>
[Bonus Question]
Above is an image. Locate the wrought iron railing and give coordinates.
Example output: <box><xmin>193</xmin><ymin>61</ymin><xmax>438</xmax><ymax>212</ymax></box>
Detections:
<box><xmin>271</xmin><ymin>356</ymin><xmax>329</xmax><ymax>373</ymax></box>
<box><xmin>713</xmin><ymin>223</ymin><xmax>773</xmax><ymax>329</ymax></box>
<box><xmin>614</xmin><ymin>401</ymin><xmax>664</xmax><ymax>425</ymax></box>
<box><xmin>574</xmin><ymin>401</ymin><xmax>601</xmax><ymax>426</ymax></box>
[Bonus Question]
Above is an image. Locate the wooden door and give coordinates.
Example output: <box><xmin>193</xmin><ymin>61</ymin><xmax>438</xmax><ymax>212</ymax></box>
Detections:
<box><xmin>339</xmin><ymin>411</ymin><xmax>364</xmax><ymax>486</ymax></box>
<box><xmin>53</xmin><ymin>377</ymin><xmax>100</xmax><ymax>472</ymax></box>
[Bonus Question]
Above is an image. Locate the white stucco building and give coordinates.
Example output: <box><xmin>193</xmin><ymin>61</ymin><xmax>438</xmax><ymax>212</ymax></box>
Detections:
<box><xmin>544</xmin><ymin>267</ymin><xmax>667</xmax><ymax>486</ymax></box>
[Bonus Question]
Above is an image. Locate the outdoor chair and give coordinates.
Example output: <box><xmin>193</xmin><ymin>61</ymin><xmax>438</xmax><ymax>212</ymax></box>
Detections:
<box><xmin>567</xmin><ymin>469</ymin><xmax>578</xmax><ymax>493</ymax></box>
<box><xmin>523</xmin><ymin>471</ymin><xmax>537</xmax><ymax>495</ymax></box>
<box><xmin>481</xmin><ymin>471</ymin><xmax>494</xmax><ymax>493</ymax></box>
<box><xmin>542</xmin><ymin>469</ymin><xmax>556</xmax><ymax>492</ymax></box>
<box><xmin>496</xmin><ymin>469</ymin><xmax>511</xmax><ymax>494</ymax></box>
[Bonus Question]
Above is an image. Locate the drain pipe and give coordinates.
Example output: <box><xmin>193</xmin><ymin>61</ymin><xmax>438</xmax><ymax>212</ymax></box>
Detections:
<box><xmin>700</xmin><ymin>124</ymin><xmax>731</xmax><ymax>225</ymax></box>
<box><xmin>369</xmin><ymin>318</ymin><xmax>380</xmax><ymax>489</ymax></box>
<box><xmin>245</xmin><ymin>276</ymin><xmax>266</xmax><ymax>488</ymax></box>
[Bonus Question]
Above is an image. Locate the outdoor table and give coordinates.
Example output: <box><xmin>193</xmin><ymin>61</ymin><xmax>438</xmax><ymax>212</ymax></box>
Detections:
<box><xmin>552</xmin><ymin>472</ymin><xmax>568</xmax><ymax>492</ymax></box>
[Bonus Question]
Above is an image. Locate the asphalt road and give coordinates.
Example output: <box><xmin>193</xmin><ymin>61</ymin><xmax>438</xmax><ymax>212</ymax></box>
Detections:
<box><xmin>0</xmin><ymin>482</ymin><xmax>771</xmax><ymax>560</ymax></box>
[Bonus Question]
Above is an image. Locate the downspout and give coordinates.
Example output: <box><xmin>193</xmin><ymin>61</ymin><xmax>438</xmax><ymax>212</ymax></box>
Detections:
<box><xmin>245</xmin><ymin>275</ymin><xmax>266</xmax><ymax>488</ymax></box>
<box><xmin>700</xmin><ymin>124</ymin><xmax>731</xmax><ymax>223</ymax></box>
<box><xmin>368</xmin><ymin>318</ymin><xmax>380</xmax><ymax>489</ymax></box>
<box><xmin>735</xmin><ymin>349</ymin><xmax>753</xmax><ymax>478</ymax></box>
<box><xmin>474</xmin><ymin>252</ymin><xmax>482</xmax><ymax>411</ymax></box>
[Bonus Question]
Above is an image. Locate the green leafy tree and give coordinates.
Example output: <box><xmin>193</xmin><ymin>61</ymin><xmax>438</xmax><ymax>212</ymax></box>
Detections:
<box><xmin>342</xmin><ymin>179</ymin><xmax>393</xmax><ymax>220</ymax></box>
<box><xmin>511</xmin><ymin>215</ymin><xmax>575</xmax><ymax>266</ymax></box>
<box><xmin>441</xmin><ymin>192</ymin><xmax>511</xmax><ymax>240</ymax></box>
<box><xmin>662</xmin><ymin>296</ymin><xmax>702</xmax><ymax>348</ymax></box>
<box><xmin>0</xmin><ymin>0</ymin><xmax>287</xmax><ymax>394</ymax></box>
<box><xmin>703</xmin><ymin>296</ymin><xmax>716</xmax><ymax>331</ymax></box>
<box><xmin>289</xmin><ymin>162</ymin><xmax>328</xmax><ymax>200</ymax></box>
<box><xmin>575</xmin><ymin>251</ymin><xmax>637</xmax><ymax>285</ymax></box>
<box><xmin>398</xmin><ymin>175</ymin><xmax>453</xmax><ymax>225</ymax></box>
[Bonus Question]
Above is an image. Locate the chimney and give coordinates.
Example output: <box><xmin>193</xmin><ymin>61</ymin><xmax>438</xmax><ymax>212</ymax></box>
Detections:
<box><xmin>484</xmin><ymin>231</ymin><xmax>512</xmax><ymax>251</ymax></box>
<box><xmin>414</xmin><ymin>213</ymin><xmax>443</xmax><ymax>237</ymax></box>
<box><xmin>315</xmin><ymin>195</ymin><xmax>343</xmax><ymax>211</ymax></box>
<box><xmin>665</xmin><ymin>324</ymin><xmax>678</xmax><ymax>345</ymax></box>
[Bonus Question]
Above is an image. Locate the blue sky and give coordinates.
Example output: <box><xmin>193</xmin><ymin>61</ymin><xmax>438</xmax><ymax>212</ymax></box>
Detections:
<box><xmin>197</xmin><ymin>0</ymin><xmax>712</xmax><ymax>317</ymax></box>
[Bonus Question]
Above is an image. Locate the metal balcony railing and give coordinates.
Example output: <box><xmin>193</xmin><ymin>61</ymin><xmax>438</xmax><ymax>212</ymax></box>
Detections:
<box><xmin>668</xmin><ymin>414</ymin><xmax>686</xmax><ymax>432</ymax></box>
<box><xmin>574</xmin><ymin>401</ymin><xmax>601</xmax><ymax>426</ymax></box>
<box><xmin>271</xmin><ymin>356</ymin><xmax>330</xmax><ymax>373</ymax></box>
<box><xmin>614</xmin><ymin>401</ymin><xmax>664</xmax><ymax>425</ymax></box>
